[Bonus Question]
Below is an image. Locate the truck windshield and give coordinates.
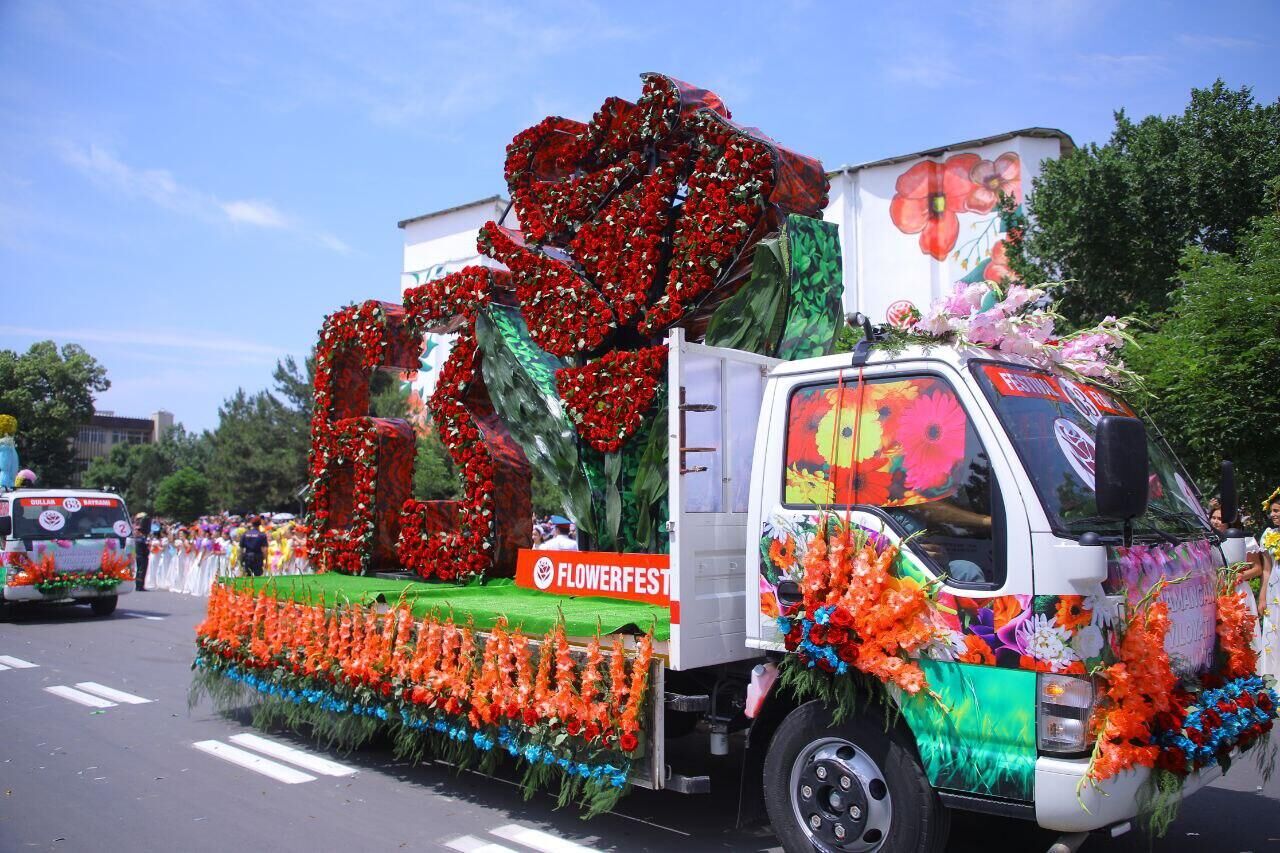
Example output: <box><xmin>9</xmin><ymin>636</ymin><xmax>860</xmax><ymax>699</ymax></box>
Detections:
<box><xmin>972</xmin><ymin>363</ymin><xmax>1209</xmax><ymax>539</ymax></box>
<box><xmin>10</xmin><ymin>497</ymin><xmax>131</xmax><ymax>541</ymax></box>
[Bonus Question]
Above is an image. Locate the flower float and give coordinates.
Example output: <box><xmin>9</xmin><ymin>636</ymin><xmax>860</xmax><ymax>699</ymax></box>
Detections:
<box><xmin>192</xmin><ymin>584</ymin><xmax>655</xmax><ymax>815</ymax></box>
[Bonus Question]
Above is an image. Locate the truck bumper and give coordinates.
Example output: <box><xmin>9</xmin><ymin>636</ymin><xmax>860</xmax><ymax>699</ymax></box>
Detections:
<box><xmin>1034</xmin><ymin>755</ymin><xmax>1222</xmax><ymax>832</ymax></box>
<box><xmin>4</xmin><ymin>584</ymin><xmax>133</xmax><ymax>603</ymax></box>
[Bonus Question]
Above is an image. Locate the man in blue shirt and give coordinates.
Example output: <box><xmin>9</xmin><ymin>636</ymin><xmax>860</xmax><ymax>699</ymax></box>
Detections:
<box><xmin>239</xmin><ymin>519</ymin><xmax>269</xmax><ymax>577</ymax></box>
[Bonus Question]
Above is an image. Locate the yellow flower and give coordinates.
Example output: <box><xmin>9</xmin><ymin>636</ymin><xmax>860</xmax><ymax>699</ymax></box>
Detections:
<box><xmin>0</xmin><ymin>414</ymin><xmax>15</xmax><ymax>437</ymax></box>
<box><xmin>815</xmin><ymin>403</ymin><xmax>882</xmax><ymax>468</ymax></box>
<box><xmin>785</xmin><ymin>466</ymin><xmax>834</xmax><ymax>505</ymax></box>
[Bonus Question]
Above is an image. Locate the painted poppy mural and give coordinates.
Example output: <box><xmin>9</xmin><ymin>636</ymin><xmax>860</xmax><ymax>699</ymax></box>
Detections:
<box><xmin>888</xmin><ymin>150</ymin><xmax>1024</xmax><ymax>279</ymax></box>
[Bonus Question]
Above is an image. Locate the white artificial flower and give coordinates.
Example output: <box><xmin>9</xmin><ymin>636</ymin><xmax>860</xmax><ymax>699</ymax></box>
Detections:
<box><xmin>1071</xmin><ymin>625</ymin><xmax>1104</xmax><ymax>660</ymax></box>
<box><xmin>1018</xmin><ymin>614</ymin><xmax>1081</xmax><ymax>671</ymax></box>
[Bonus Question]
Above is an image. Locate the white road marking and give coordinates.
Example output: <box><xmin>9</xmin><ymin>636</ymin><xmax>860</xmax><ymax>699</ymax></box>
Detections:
<box><xmin>45</xmin><ymin>686</ymin><xmax>116</xmax><ymax>708</ymax></box>
<box><xmin>122</xmin><ymin>613</ymin><xmax>165</xmax><ymax>621</ymax></box>
<box><xmin>229</xmin><ymin>733</ymin><xmax>357</xmax><ymax>777</ymax></box>
<box><xmin>490</xmin><ymin>825</ymin><xmax>601</xmax><ymax>853</ymax></box>
<box><xmin>444</xmin><ymin>836</ymin><xmax>518</xmax><ymax>853</ymax></box>
<box><xmin>0</xmin><ymin>663</ymin><xmax>9</xmax><ymax>671</ymax></box>
<box><xmin>191</xmin><ymin>740</ymin><xmax>316</xmax><ymax>784</ymax></box>
<box><xmin>0</xmin><ymin>655</ymin><xmax>38</xmax><ymax>668</ymax></box>
<box><xmin>74</xmin><ymin>682</ymin><xmax>153</xmax><ymax>704</ymax></box>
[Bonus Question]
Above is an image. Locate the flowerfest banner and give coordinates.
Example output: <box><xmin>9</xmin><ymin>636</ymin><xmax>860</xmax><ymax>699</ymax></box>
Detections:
<box><xmin>304</xmin><ymin>72</ymin><xmax>834</xmax><ymax>581</ymax></box>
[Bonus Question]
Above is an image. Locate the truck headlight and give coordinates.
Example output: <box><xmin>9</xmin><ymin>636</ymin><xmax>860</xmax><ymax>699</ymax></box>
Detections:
<box><xmin>1037</xmin><ymin>672</ymin><xmax>1094</xmax><ymax>754</ymax></box>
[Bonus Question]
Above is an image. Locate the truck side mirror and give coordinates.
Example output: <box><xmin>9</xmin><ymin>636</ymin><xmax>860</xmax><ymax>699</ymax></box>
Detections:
<box><xmin>0</xmin><ymin>516</ymin><xmax>10</xmax><ymax>537</ymax></box>
<box><xmin>1219</xmin><ymin>460</ymin><xmax>1239</xmax><ymax>527</ymax></box>
<box><xmin>1094</xmin><ymin>416</ymin><xmax>1149</xmax><ymax>521</ymax></box>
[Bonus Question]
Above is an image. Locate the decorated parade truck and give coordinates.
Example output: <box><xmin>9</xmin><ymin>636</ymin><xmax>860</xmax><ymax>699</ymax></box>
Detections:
<box><xmin>190</xmin><ymin>73</ymin><xmax>1277</xmax><ymax>853</ymax></box>
<box><xmin>1</xmin><ymin>489</ymin><xmax>137</xmax><ymax>617</ymax></box>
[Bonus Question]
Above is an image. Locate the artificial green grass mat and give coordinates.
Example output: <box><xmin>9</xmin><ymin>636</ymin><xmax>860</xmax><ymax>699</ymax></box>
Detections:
<box><xmin>224</xmin><ymin>574</ymin><xmax>670</xmax><ymax>641</ymax></box>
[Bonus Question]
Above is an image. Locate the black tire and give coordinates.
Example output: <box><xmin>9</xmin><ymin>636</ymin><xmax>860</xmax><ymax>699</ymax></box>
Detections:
<box><xmin>763</xmin><ymin>700</ymin><xmax>949</xmax><ymax>853</ymax></box>
<box><xmin>90</xmin><ymin>595</ymin><xmax>118</xmax><ymax>617</ymax></box>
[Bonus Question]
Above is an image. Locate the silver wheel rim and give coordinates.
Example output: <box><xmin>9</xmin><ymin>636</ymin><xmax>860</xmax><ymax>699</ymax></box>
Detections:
<box><xmin>788</xmin><ymin>736</ymin><xmax>892</xmax><ymax>853</ymax></box>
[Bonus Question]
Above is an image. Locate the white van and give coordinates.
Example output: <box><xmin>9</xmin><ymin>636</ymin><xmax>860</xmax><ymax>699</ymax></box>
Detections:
<box><xmin>0</xmin><ymin>489</ymin><xmax>136</xmax><ymax>617</ymax></box>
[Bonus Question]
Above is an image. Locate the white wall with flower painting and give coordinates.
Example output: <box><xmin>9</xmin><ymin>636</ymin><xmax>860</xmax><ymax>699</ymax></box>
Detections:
<box><xmin>823</xmin><ymin>130</ymin><xmax>1071</xmax><ymax>325</ymax></box>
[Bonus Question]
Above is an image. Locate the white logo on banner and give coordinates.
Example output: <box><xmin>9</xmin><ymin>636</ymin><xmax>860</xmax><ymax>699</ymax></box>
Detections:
<box><xmin>532</xmin><ymin>556</ymin><xmax>555</xmax><ymax>590</ymax></box>
<box><xmin>1054</xmin><ymin>418</ymin><xmax>1097</xmax><ymax>490</ymax></box>
<box><xmin>112</xmin><ymin>520</ymin><xmax>132</xmax><ymax>538</ymax></box>
<box><xmin>1060</xmin><ymin>379</ymin><xmax>1102</xmax><ymax>425</ymax></box>
<box><xmin>62</xmin><ymin>498</ymin><xmax>82</xmax><ymax>513</ymax></box>
<box><xmin>38</xmin><ymin>510</ymin><xmax>66</xmax><ymax>532</ymax></box>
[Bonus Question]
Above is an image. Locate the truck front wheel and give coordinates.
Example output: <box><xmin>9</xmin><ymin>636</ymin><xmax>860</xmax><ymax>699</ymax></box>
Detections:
<box><xmin>762</xmin><ymin>700</ymin><xmax>948</xmax><ymax>853</ymax></box>
<box><xmin>90</xmin><ymin>595</ymin><xmax>118</xmax><ymax>617</ymax></box>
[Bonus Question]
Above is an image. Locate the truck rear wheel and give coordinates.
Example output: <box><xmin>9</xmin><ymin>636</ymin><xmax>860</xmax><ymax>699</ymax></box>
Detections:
<box><xmin>763</xmin><ymin>700</ymin><xmax>948</xmax><ymax>853</ymax></box>
<box><xmin>90</xmin><ymin>595</ymin><xmax>118</xmax><ymax>617</ymax></box>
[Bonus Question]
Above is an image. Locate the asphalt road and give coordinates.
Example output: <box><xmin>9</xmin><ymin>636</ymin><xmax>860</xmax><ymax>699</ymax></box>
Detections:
<box><xmin>1</xmin><ymin>590</ymin><xmax>1277</xmax><ymax>853</ymax></box>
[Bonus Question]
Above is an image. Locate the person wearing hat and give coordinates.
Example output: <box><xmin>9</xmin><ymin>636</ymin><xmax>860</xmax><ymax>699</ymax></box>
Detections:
<box><xmin>539</xmin><ymin>515</ymin><xmax>579</xmax><ymax>551</ymax></box>
<box><xmin>133</xmin><ymin>512</ymin><xmax>151</xmax><ymax>591</ymax></box>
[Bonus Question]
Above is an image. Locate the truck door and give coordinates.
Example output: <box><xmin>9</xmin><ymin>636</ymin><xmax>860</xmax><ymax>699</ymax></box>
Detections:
<box><xmin>748</xmin><ymin>361</ymin><xmax>1043</xmax><ymax>802</ymax></box>
<box><xmin>667</xmin><ymin>328</ymin><xmax>779</xmax><ymax>671</ymax></box>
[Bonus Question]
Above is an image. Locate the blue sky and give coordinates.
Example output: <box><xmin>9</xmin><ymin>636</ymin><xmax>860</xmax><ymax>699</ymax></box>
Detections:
<box><xmin>2</xmin><ymin>0</ymin><xmax>1276</xmax><ymax>432</ymax></box>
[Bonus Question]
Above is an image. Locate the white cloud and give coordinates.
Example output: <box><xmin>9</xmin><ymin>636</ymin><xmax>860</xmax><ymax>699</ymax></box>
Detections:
<box><xmin>0</xmin><ymin>324</ymin><xmax>283</xmax><ymax>362</ymax></box>
<box><xmin>58</xmin><ymin>142</ymin><xmax>346</xmax><ymax>251</ymax></box>
<box><xmin>1176</xmin><ymin>33</ymin><xmax>1260</xmax><ymax>50</ymax></box>
<box><xmin>221</xmin><ymin>199</ymin><xmax>290</xmax><ymax>228</ymax></box>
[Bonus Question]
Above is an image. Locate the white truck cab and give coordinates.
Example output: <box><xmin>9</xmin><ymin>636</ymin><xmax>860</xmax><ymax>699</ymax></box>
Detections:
<box><xmin>0</xmin><ymin>488</ymin><xmax>136</xmax><ymax>617</ymax></box>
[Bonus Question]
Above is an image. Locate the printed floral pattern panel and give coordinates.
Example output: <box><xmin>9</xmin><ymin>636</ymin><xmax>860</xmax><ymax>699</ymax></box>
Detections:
<box><xmin>759</xmin><ymin>513</ymin><xmax>1117</xmax><ymax>676</ymax></box>
<box><xmin>783</xmin><ymin>377</ymin><xmax>971</xmax><ymax>507</ymax></box>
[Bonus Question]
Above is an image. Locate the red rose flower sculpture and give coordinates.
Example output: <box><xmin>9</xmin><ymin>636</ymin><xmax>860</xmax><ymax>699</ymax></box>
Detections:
<box><xmin>557</xmin><ymin>345</ymin><xmax>667</xmax><ymax>453</ymax></box>
<box><xmin>482</xmin><ymin>72</ymin><xmax>828</xmax><ymax>449</ymax></box>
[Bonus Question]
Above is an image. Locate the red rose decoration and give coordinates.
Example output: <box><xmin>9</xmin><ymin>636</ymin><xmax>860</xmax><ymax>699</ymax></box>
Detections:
<box><xmin>556</xmin><ymin>345</ymin><xmax>667</xmax><ymax>453</ymax></box>
<box><xmin>619</xmin><ymin>732</ymin><xmax>639</xmax><ymax>753</ymax></box>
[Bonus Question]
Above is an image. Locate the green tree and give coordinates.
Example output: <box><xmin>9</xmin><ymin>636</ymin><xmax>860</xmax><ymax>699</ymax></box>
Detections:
<box><xmin>205</xmin><ymin>388</ymin><xmax>307</xmax><ymax>513</ymax></box>
<box><xmin>83</xmin><ymin>442</ymin><xmax>174</xmax><ymax>513</ymax></box>
<box><xmin>1016</xmin><ymin>81</ymin><xmax>1280</xmax><ymax>326</ymax></box>
<box><xmin>82</xmin><ymin>426</ymin><xmax>213</xmax><ymax>513</ymax></box>
<box><xmin>1126</xmin><ymin>199</ymin><xmax>1280</xmax><ymax>512</ymax></box>
<box><xmin>154</xmin><ymin>467</ymin><xmax>211</xmax><ymax>522</ymax></box>
<box><xmin>413</xmin><ymin>428</ymin><xmax>461</xmax><ymax>501</ymax></box>
<box><xmin>0</xmin><ymin>341</ymin><xmax>110</xmax><ymax>487</ymax></box>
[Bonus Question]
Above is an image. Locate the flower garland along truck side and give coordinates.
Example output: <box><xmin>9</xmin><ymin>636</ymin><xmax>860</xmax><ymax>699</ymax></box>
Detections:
<box><xmin>1</xmin><ymin>489</ymin><xmax>137</xmax><ymax>617</ymax></box>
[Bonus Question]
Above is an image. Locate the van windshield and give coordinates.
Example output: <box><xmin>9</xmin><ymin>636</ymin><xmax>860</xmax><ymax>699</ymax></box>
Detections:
<box><xmin>10</xmin><ymin>497</ymin><xmax>131</xmax><ymax>541</ymax></box>
<box><xmin>972</xmin><ymin>363</ymin><xmax>1209</xmax><ymax>539</ymax></box>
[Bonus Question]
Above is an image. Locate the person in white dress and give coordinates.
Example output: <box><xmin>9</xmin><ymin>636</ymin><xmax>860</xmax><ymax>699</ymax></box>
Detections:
<box><xmin>1257</xmin><ymin>489</ymin><xmax>1280</xmax><ymax>679</ymax></box>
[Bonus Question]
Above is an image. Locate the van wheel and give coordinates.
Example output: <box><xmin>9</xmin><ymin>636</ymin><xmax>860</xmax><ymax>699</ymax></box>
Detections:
<box><xmin>90</xmin><ymin>596</ymin><xmax>118</xmax><ymax>617</ymax></box>
<box><xmin>763</xmin><ymin>700</ymin><xmax>948</xmax><ymax>853</ymax></box>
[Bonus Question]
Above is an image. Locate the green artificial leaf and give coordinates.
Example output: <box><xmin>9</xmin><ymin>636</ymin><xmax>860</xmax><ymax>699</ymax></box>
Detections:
<box><xmin>777</xmin><ymin>215</ymin><xmax>844</xmax><ymax>361</ymax></box>
<box><xmin>704</xmin><ymin>236</ymin><xmax>789</xmax><ymax>356</ymax></box>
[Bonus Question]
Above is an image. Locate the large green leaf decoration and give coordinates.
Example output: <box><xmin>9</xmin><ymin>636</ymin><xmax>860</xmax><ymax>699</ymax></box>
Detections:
<box><xmin>475</xmin><ymin>305</ymin><xmax>598</xmax><ymax>537</ymax></box>
<box><xmin>777</xmin><ymin>214</ymin><xmax>844</xmax><ymax>360</ymax></box>
<box><xmin>704</xmin><ymin>236</ymin><xmax>789</xmax><ymax>356</ymax></box>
